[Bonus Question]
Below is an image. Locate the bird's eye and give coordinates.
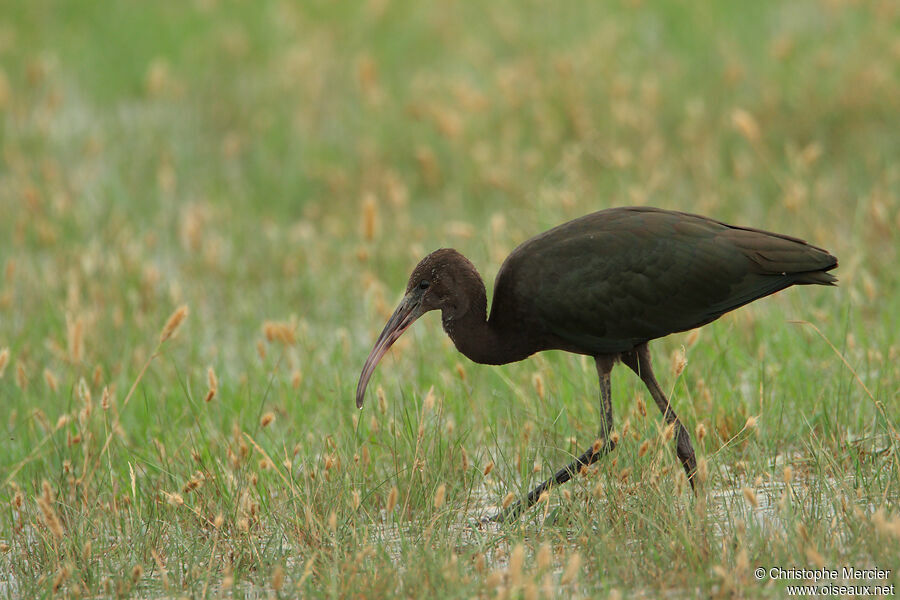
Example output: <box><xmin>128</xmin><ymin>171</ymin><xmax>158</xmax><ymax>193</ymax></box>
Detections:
<box><xmin>418</xmin><ymin>280</ymin><xmax>430</xmax><ymax>290</ymax></box>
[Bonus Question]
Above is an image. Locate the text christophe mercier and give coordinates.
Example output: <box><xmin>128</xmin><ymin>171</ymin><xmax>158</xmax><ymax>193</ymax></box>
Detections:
<box><xmin>766</xmin><ymin>567</ymin><xmax>891</xmax><ymax>583</ymax></box>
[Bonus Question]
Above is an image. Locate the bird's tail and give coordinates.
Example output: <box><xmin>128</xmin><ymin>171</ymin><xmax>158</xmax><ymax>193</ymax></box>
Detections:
<box><xmin>793</xmin><ymin>269</ymin><xmax>838</xmax><ymax>286</ymax></box>
<box><xmin>725</xmin><ymin>226</ymin><xmax>838</xmax><ymax>285</ymax></box>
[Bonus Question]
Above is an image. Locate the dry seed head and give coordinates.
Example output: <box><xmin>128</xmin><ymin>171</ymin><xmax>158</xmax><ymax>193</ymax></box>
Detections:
<box><xmin>485</xmin><ymin>570</ymin><xmax>503</xmax><ymax>588</ymax></box>
<box><xmin>474</xmin><ymin>552</ymin><xmax>486</xmax><ymax>573</ymax></box>
<box><xmin>101</xmin><ymin>386</ymin><xmax>112</xmax><ymax>410</ymax></box>
<box><xmin>131</xmin><ymin>564</ymin><xmax>144</xmax><ymax>582</ymax></box>
<box><xmin>42</xmin><ymin>480</ymin><xmax>55</xmax><ymax>503</ymax></box>
<box><xmin>386</xmin><ymin>486</ymin><xmax>398</xmax><ymax>513</ymax></box>
<box><xmin>78</xmin><ymin>377</ymin><xmax>92</xmax><ymax>407</ymax></box>
<box><xmin>560</xmin><ymin>552</ymin><xmax>582</xmax><ymax>585</ymax></box>
<box><xmin>508</xmin><ymin>544</ymin><xmax>525</xmax><ymax>588</ymax></box>
<box><xmin>423</xmin><ymin>386</ymin><xmax>436</xmax><ymax>413</ymax></box>
<box><xmin>0</xmin><ymin>348</ymin><xmax>8</xmax><ymax>377</ymax></box>
<box><xmin>327</xmin><ymin>511</ymin><xmax>337</xmax><ymax>531</ymax></box>
<box><xmin>15</xmin><ymin>362</ymin><xmax>26</xmax><ymax>390</ymax></box>
<box><xmin>52</xmin><ymin>566</ymin><xmax>68</xmax><ymax>592</ymax></box>
<box><xmin>662</xmin><ymin>422</ymin><xmax>676</xmax><ymax>443</ymax></box>
<box><xmin>482</xmin><ymin>461</ymin><xmax>494</xmax><ymax>476</ymax></box>
<box><xmin>871</xmin><ymin>508</ymin><xmax>900</xmax><ymax>538</ymax></box>
<box><xmin>260</xmin><ymin>412</ymin><xmax>275</xmax><ymax>428</ymax></box>
<box><xmin>433</xmin><ymin>483</ymin><xmax>446</xmax><ymax>509</ymax></box>
<box><xmin>262</xmin><ymin>321</ymin><xmax>296</xmax><ymax>345</ymax></box>
<box><xmin>502</xmin><ymin>492</ymin><xmax>515</xmax><ymax>509</ymax></box>
<box><xmin>67</xmin><ymin>316</ymin><xmax>84</xmax><ymax>363</ymax></box>
<box><xmin>361</xmin><ymin>192</ymin><xmax>378</xmax><ymax>242</ymax></box>
<box><xmin>671</xmin><ymin>347</ymin><xmax>687</xmax><ymax>377</ymax></box>
<box><xmin>745</xmin><ymin>415</ymin><xmax>758</xmax><ymax>430</ymax></box>
<box><xmin>697</xmin><ymin>457</ymin><xmax>709</xmax><ymax>485</ymax></box>
<box><xmin>610</xmin><ymin>431</ymin><xmax>620</xmax><ymax>444</ymax></box>
<box><xmin>165</xmin><ymin>492</ymin><xmax>184</xmax><ymax>506</ymax></box>
<box><xmin>43</xmin><ymin>369</ymin><xmax>59</xmax><ymax>392</ymax></box>
<box><xmin>291</xmin><ymin>369</ymin><xmax>302</xmax><ymax>389</ymax></box>
<box><xmin>159</xmin><ymin>305</ymin><xmax>189</xmax><ymax>343</ymax></box>
<box><xmin>731</xmin><ymin>108</ymin><xmax>761</xmax><ymax>143</ymax></box>
<box><xmin>736</xmin><ymin>548</ymin><xmax>749</xmax><ymax>575</ymax></box>
<box><xmin>636</xmin><ymin>395</ymin><xmax>646</xmax><ymax>417</ymax></box>
<box><xmin>742</xmin><ymin>487</ymin><xmax>758</xmax><ymax>508</ymax></box>
<box><xmin>532</xmin><ymin>372</ymin><xmax>545</xmax><ymax>400</ymax></box>
<box><xmin>214</xmin><ymin>513</ymin><xmax>224</xmax><ymax>528</ymax></box>
<box><xmin>37</xmin><ymin>494</ymin><xmax>64</xmax><ymax>539</ymax></box>
<box><xmin>415</xmin><ymin>145</ymin><xmax>440</xmax><ymax>187</ymax></box>
<box><xmin>536</xmin><ymin>543</ymin><xmax>551</xmax><ymax>570</ymax></box>
<box><xmin>638</xmin><ymin>440</ymin><xmax>650</xmax><ymax>458</ymax></box>
<box><xmin>685</xmin><ymin>328</ymin><xmax>700</xmax><ymax>348</ymax></box>
<box><xmin>376</xmin><ymin>385</ymin><xmax>387</xmax><ymax>413</ymax></box>
<box><xmin>805</xmin><ymin>546</ymin><xmax>825</xmax><ymax>569</ymax></box>
<box><xmin>455</xmin><ymin>362</ymin><xmax>467</xmax><ymax>381</ymax></box>
<box><xmin>207</xmin><ymin>366</ymin><xmax>218</xmax><ymax>392</ymax></box>
<box><xmin>460</xmin><ymin>447</ymin><xmax>469</xmax><ymax>471</ymax></box>
<box><xmin>696</xmin><ymin>422</ymin><xmax>707</xmax><ymax>443</ymax></box>
<box><xmin>351</xmin><ymin>489</ymin><xmax>361</xmax><ymax>510</ymax></box>
<box><xmin>145</xmin><ymin>58</ymin><xmax>170</xmax><ymax>96</ymax></box>
<box><xmin>271</xmin><ymin>565</ymin><xmax>285</xmax><ymax>592</ymax></box>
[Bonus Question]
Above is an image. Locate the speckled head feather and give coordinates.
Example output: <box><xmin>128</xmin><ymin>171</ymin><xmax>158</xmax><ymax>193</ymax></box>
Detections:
<box><xmin>405</xmin><ymin>249</ymin><xmax>485</xmax><ymax>321</ymax></box>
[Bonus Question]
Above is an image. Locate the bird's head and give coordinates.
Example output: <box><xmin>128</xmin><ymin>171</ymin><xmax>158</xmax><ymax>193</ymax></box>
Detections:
<box><xmin>356</xmin><ymin>248</ymin><xmax>480</xmax><ymax>409</ymax></box>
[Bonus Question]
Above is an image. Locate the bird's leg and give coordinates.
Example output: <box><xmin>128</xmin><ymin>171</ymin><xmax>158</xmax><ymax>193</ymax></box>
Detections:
<box><xmin>621</xmin><ymin>343</ymin><xmax>697</xmax><ymax>489</ymax></box>
<box><xmin>490</xmin><ymin>355</ymin><xmax>617</xmax><ymax>522</ymax></box>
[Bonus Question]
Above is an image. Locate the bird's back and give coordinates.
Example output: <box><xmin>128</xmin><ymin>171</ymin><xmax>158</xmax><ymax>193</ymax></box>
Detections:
<box><xmin>490</xmin><ymin>207</ymin><xmax>837</xmax><ymax>355</ymax></box>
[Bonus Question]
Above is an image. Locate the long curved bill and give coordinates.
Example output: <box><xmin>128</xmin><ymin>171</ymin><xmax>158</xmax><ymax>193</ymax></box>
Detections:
<box><xmin>356</xmin><ymin>293</ymin><xmax>424</xmax><ymax>409</ymax></box>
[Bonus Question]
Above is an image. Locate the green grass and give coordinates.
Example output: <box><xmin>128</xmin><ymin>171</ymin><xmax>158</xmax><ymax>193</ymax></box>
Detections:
<box><xmin>1</xmin><ymin>0</ymin><xmax>899</xmax><ymax>597</ymax></box>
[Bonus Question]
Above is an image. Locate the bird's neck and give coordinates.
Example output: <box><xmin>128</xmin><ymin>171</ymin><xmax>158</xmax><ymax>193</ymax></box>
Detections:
<box><xmin>441</xmin><ymin>278</ymin><xmax>534</xmax><ymax>366</ymax></box>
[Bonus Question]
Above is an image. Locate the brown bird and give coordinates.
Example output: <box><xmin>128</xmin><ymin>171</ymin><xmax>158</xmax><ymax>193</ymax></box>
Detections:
<box><xmin>356</xmin><ymin>206</ymin><xmax>837</xmax><ymax>520</ymax></box>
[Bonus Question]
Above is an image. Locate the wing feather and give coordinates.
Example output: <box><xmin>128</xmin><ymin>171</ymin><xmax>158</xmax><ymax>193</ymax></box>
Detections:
<box><xmin>491</xmin><ymin>207</ymin><xmax>836</xmax><ymax>355</ymax></box>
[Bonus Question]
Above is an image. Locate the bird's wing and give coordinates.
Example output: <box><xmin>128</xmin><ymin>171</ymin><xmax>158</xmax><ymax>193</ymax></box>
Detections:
<box><xmin>496</xmin><ymin>208</ymin><xmax>833</xmax><ymax>355</ymax></box>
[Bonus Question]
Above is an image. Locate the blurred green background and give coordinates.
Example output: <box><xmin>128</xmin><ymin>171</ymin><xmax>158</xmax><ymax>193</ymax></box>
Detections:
<box><xmin>1</xmin><ymin>0</ymin><xmax>898</xmax><ymax>597</ymax></box>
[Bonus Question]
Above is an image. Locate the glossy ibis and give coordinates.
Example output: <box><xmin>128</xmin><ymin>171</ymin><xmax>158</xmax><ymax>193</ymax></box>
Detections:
<box><xmin>356</xmin><ymin>206</ymin><xmax>837</xmax><ymax>520</ymax></box>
